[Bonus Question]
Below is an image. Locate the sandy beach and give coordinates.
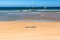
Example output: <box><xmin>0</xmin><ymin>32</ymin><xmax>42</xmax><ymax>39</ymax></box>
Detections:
<box><xmin>0</xmin><ymin>21</ymin><xmax>59</xmax><ymax>40</ymax></box>
<box><xmin>0</xmin><ymin>11</ymin><xmax>59</xmax><ymax>40</ymax></box>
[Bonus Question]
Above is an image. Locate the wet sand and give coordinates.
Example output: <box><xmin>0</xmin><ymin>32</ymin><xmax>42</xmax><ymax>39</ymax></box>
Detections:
<box><xmin>0</xmin><ymin>12</ymin><xmax>60</xmax><ymax>21</ymax></box>
<box><xmin>0</xmin><ymin>21</ymin><xmax>60</xmax><ymax>40</ymax></box>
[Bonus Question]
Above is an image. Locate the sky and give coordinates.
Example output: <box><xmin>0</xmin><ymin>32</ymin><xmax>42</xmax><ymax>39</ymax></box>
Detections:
<box><xmin>0</xmin><ymin>0</ymin><xmax>60</xmax><ymax>7</ymax></box>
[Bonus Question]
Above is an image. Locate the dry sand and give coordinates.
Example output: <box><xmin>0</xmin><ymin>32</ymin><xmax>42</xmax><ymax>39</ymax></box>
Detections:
<box><xmin>0</xmin><ymin>21</ymin><xmax>59</xmax><ymax>40</ymax></box>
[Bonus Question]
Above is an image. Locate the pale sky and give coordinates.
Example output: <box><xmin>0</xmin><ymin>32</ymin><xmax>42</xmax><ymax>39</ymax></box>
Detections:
<box><xmin>0</xmin><ymin>0</ymin><xmax>60</xmax><ymax>7</ymax></box>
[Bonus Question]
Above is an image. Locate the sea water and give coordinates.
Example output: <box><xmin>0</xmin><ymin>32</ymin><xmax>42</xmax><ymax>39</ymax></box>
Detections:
<box><xmin>0</xmin><ymin>8</ymin><xmax>59</xmax><ymax>21</ymax></box>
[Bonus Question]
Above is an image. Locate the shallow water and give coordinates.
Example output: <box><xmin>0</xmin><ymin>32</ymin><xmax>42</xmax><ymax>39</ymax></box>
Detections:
<box><xmin>0</xmin><ymin>10</ymin><xmax>60</xmax><ymax>21</ymax></box>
